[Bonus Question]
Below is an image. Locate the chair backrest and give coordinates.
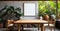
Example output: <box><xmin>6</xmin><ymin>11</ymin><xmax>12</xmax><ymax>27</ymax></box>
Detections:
<box><xmin>7</xmin><ymin>20</ymin><xmax>14</xmax><ymax>24</ymax></box>
<box><xmin>6</xmin><ymin>20</ymin><xmax>14</xmax><ymax>27</ymax></box>
<box><xmin>43</xmin><ymin>14</ymin><xmax>56</xmax><ymax>26</ymax></box>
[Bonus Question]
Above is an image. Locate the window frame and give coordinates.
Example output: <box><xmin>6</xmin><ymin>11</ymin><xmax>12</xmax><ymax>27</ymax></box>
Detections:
<box><xmin>23</xmin><ymin>3</ymin><xmax>36</xmax><ymax>17</ymax></box>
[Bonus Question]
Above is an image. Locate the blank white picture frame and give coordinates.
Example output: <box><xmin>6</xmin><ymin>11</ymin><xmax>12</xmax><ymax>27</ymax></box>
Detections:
<box><xmin>24</xmin><ymin>3</ymin><xmax>36</xmax><ymax>16</ymax></box>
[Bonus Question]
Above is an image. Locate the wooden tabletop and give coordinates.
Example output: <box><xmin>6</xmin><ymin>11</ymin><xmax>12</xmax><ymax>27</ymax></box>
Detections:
<box><xmin>14</xmin><ymin>19</ymin><xmax>48</xmax><ymax>24</ymax></box>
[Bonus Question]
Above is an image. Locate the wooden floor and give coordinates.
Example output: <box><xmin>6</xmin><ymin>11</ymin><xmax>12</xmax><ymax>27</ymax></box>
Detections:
<box><xmin>0</xmin><ymin>28</ymin><xmax>60</xmax><ymax>31</ymax></box>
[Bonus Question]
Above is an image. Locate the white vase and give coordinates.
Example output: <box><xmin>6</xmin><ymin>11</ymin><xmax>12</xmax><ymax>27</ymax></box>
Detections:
<box><xmin>51</xmin><ymin>14</ymin><xmax>55</xmax><ymax>19</ymax></box>
<box><xmin>40</xmin><ymin>16</ymin><xmax>43</xmax><ymax>20</ymax></box>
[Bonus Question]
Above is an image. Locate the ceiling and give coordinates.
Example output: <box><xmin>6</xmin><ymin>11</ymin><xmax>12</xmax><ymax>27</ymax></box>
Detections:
<box><xmin>0</xmin><ymin>0</ymin><xmax>59</xmax><ymax>1</ymax></box>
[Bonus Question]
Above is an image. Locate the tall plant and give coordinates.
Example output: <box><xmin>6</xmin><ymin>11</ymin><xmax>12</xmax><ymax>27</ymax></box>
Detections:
<box><xmin>38</xmin><ymin>1</ymin><xmax>56</xmax><ymax>16</ymax></box>
<box><xmin>58</xmin><ymin>1</ymin><xmax>60</xmax><ymax>16</ymax></box>
<box><xmin>38</xmin><ymin>1</ymin><xmax>46</xmax><ymax>17</ymax></box>
<box><xmin>0</xmin><ymin>5</ymin><xmax>22</xmax><ymax>22</ymax></box>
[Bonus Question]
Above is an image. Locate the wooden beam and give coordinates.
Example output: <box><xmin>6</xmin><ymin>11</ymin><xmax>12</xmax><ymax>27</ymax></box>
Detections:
<box><xmin>0</xmin><ymin>0</ymin><xmax>59</xmax><ymax>1</ymax></box>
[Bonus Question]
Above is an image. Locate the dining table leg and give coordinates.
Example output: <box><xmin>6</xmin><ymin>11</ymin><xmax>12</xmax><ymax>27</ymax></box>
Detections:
<box><xmin>38</xmin><ymin>24</ymin><xmax>40</xmax><ymax>30</ymax></box>
<box><xmin>41</xmin><ymin>23</ymin><xmax>45</xmax><ymax>31</ymax></box>
<box><xmin>21</xmin><ymin>25</ymin><xmax>23</xmax><ymax>31</ymax></box>
<box><xmin>18</xmin><ymin>24</ymin><xmax>21</xmax><ymax>31</ymax></box>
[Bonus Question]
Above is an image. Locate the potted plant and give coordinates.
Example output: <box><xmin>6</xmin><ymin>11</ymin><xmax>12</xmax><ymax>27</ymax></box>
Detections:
<box><xmin>0</xmin><ymin>5</ymin><xmax>22</xmax><ymax>20</ymax></box>
<box><xmin>0</xmin><ymin>17</ymin><xmax>3</xmax><ymax>28</ymax></box>
<box><xmin>38</xmin><ymin>7</ymin><xmax>47</xmax><ymax>20</ymax></box>
<box><xmin>43</xmin><ymin>14</ymin><xmax>49</xmax><ymax>20</ymax></box>
<box><xmin>0</xmin><ymin>5</ymin><xmax>22</xmax><ymax>28</ymax></box>
<box><xmin>38</xmin><ymin>10</ymin><xmax>45</xmax><ymax>20</ymax></box>
<box><xmin>38</xmin><ymin>1</ymin><xmax>49</xmax><ymax>20</ymax></box>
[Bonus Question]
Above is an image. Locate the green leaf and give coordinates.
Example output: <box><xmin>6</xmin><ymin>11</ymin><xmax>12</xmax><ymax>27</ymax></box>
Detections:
<box><xmin>38</xmin><ymin>1</ymin><xmax>56</xmax><ymax>16</ymax></box>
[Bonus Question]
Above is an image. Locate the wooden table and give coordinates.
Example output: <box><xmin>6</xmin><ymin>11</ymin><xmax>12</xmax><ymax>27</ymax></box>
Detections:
<box><xmin>14</xmin><ymin>19</ymin><xmax>48</xmax><ymax>31</ymax></box>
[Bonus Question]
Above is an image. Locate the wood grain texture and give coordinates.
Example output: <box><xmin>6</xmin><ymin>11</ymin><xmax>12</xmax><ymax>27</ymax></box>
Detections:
<box><xmin>14</xmin><ymin>20</ymin><xmax>48</xmax><ymax>24</ymax></box>
<box><xmin>0</xmin><ymin>0</ymin><xmax>57</xmax><ymax>1</ymax></box>
<box><xmin>14</xmin><ymin>19</ymin><xmax>48</xmax><ymax>31</ymax></box>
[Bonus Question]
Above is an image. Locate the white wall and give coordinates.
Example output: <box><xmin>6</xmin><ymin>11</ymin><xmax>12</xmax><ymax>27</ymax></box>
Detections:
<box><xmin>0</xmin><ymin>1</ymin><xmax>38</xmax><ymax>20</ymax></box>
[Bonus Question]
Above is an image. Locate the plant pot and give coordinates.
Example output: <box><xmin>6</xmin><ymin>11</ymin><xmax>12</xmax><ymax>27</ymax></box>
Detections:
<box><xmin>55</xmin><ymin>20</ymin><xmax>60</xmax><ymax>29</ymax></box>
<box><xmin>43</xmin><ymin>14</ymin><xmax>49</xmax><ymax>20</ymax></box>
<box><xmin>0</xmin><ymin>23</ymin><xmax>3</xmax><ymax>28</ymax></box>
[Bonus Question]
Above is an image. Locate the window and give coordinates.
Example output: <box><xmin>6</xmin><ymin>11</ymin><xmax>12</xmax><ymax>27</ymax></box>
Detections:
<box><xmin>24</xmin><ymin>3</ymin><xmax>36</xmax><ymax>16</ymax></box>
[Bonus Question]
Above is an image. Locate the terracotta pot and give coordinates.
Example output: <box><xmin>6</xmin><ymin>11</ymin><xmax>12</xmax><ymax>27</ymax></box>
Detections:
<box><xmin>0</xmin><ymin>23</ymin><xmax>3</xmax><ymax>28</ymax></box>
<box><xmin>43</xmin><ymin>14</ymin><xmax>49</xmax><ymax>20</ymax></box>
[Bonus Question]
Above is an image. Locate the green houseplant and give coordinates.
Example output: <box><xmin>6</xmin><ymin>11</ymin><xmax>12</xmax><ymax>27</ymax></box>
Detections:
<box><xmin>0</xmin><ymin>5</ymin><xmax>22</xmax><ymax>23</ymax></box>
<box><xmin>38</xmin><ymin>1</ymin><xmax>47</xmax><ymax>19</ymax></box>
<box><xmin>38</xmin><ymin>1</ymin><xmax>56</xmax><ymax>20</ymax></box>
<box><xmin>0</xmin><ymin>5</ymin><xmax>22</xmax><ymax>28</ymax></box>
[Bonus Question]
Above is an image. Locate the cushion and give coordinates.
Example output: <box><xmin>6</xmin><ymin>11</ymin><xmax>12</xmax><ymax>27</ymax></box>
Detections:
<box><xmin>8</xmin><ymin>24</ymin><xmax>14</xmax><ymax>27</ymax></box>
<box><xmin>44</xmin><ymin>24</ymin><xmax>54</xmax><ymax>27</ymax></box>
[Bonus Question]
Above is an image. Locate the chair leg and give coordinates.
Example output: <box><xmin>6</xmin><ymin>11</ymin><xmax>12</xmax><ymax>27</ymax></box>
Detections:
<box><xmin>43</xmin><ymin>27</ymin><xmax>45</xmax><ymax>31</ymax></box>
<box><xmin>38</xmin><ymin>24</ymin><xmax>40</xmax><ymax>30</ymax></box>
<box><xmin>54</xmin><ymin>27</ymin><xmax>55</xmax><ymax>31</ymax></box>
<box><xmin>50</xmin><ymin>27</ymin><xmax>55</xmax><ymax>31</ymax></box>
<box><xmin>49</xmin><ymin>27</ymin><xmax>52</xmax><ymax>31</ymax></box>
<box><xmin>21</xmin><ymin>25</ymin><xmax>23</xmax><ymax>31</ymax></box>
<box><xmin>41</xmin><ymin>27</ymin><xmax>45</xmax><ymax>31</ymax></box>
<box><xmin>8</xmin><ymin>26</ymin><xmax>13</xmax><ymax>31</ymax></box>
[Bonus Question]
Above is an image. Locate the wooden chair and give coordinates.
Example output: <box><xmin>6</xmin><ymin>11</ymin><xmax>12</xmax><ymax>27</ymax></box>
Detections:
<box><xmin>6</xmin><ymin>20</ymin><xmax>24</xmax><ymax>31</ymax></box>
<box><xmin>43</xmin><ymin>18</ymin><xmax>55</xmax><ymax>31</ymax></box>
<box><xmin>7</xmin><ymin>20</ymin><xmax>13</xmax><ymax>27</ymax></box>
<box><xmin>6</xmin><ymin>20</ymin><xmax>14</xmax><ymax>31</ymax></box>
